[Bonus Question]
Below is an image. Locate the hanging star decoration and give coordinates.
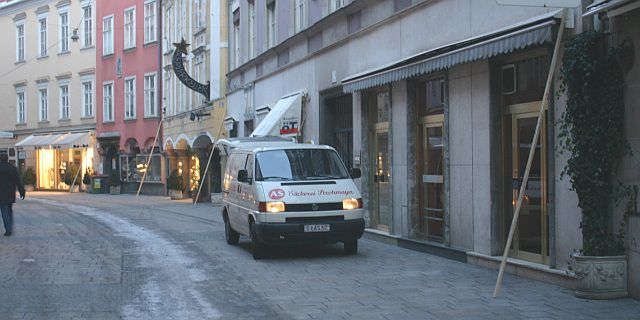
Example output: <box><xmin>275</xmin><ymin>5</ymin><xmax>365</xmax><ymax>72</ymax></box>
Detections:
<box><xmin>172</xmin><ymin>38</ymin><xmax>210</xmax><ymax>101</ymax></box>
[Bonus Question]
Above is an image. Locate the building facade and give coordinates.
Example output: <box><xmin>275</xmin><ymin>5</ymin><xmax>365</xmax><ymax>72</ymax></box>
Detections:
<box><xmin>161</xmin><ymin>0</ymin><xmax>229</xmax><ymax>201</ymax></box>
<box><xmin>225</xmin><ymin>0</ymin><xmax>639</xmax><ymax>295</ymax></box>
<box><xmin>0</xmin><ymin>0</ymin><xmax>97</xmax><ymax>191</ymax></box>
<box><xmin>95</xmin><ymin>0</ymin><xmax>164</xmax><ymax>194</ymax></box>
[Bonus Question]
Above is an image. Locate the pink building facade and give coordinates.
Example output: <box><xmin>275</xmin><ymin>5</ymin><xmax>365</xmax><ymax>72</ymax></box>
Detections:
<box><xmin>96</xmin><ymin>0</ymin><xmax>164</xmax><ymax>194</ymax></box>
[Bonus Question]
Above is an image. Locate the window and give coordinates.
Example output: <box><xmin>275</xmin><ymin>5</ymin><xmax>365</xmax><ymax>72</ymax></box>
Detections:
<box><xmin>120</xmin><ymin>154</ymin><xmax>162</xmax><ymax>182</ymax></box>
<box><xmin>194</xmin><ymin>0</ymin><xmax>205</xmax><ymax>29</ymax></box>
<box><xmin>59</xmin><ymin>85</ymin><xmax>69</xmax><ymax>119</ymax></box>
<box><xmin>124</xmin><ymin>8</ymin><xmax>136</xmax><ymax>49</ymax></box>
<box><xmin>39</xmin><ymin>88</ymin><xmax>48</xmax><ymax>121</ymax></box>
<box><xmin>233</xmin><ymin>9</ymin><xmax>240</xmax><ymax>68</ymax></box>
<box><xmin>267</xmin><ymin>2</ymin><xmax>276</xmax><ymax>48</ymax></box>
<box><xmin>38</xmin><ymin>17</ymin><xmax>47</xmax><ymax>57</ymax></box>
<box><xmin>103</xmin><ymin>82</ymin><xmax>113</xmax><ymax>122</ymax></box>
<box><xmin>125</xmin><ymin>77</ymin><xmax>136</xmax><ymax>119</ymax></box>
<box><xmin>248</xmin><ymin>0</ymin><xmax>255</xmax><ymax>59</ymax></box>
<box><xmin>255</xmin><ymin>149</ymin><xmax>350</xmax><ymax>181</ymax></box>
<box><xmin>82</xmin><ymin>81</ymin><xmax>93</xmax><ymax>117</ymax></box>
<box><xmin>82</xmin><ymin>4</ymin><xmax>92</xmax><ymax>47</ymax></box>
<box><xmin>144</xmin><ymin>1</ymin><xmax>156</xmax><ymax>43</ymax></box>
<box><xmin>16</xmin><ymin>24</ymin><xmax>25</xmax><ymax>61</ymax></box>
<box><xmin>144</xmin><ymin>74</ymin><xmax>156</xmax><ymax>117</ymax></box>
<box><xmin>102</xmin><ymin>16</ymin><xmax>113</xmax><ymax>55</ymax></box>
<box><xmin>16</xmin><ymin>91</ymin><xmax>25</xmax><ymax>124</ymax></box>
<box><xmin>59</xmin><ymin>12</ymin><xmax>69</xmax><ymax>53</ymax></box>
<box><xmin>329</xmin><ymin>0</ymin><xmax>344</xmax><ymax>13</ymax></box>
<box><xmin>294</xmin><ymin>0</ymin><xmax>306</xmax><ymax>33</ymax></box>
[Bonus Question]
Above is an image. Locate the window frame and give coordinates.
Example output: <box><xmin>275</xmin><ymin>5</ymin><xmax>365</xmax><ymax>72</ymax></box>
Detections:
<box><xmin>102</xmin><ymin>15</ymin><xmax>114</xmax><ymax>55</ymax></box>
<box><xmin>38</xmin><ymin>87</ymin><xmax>49</xmax><ymax>122</ymax></box>
<box><xmin>124</xmin><ymin>76</ymin><xmax>137</xmax><ymax>120</ymax></box>
<box><xmin>38</xmin><ymin>15</ymin><xmax>48</xmax><ymax>57</ymax></box>
<box><xmin>82</xmin><ymin>80</ymin><xmax>94</xmax><ymax>118</ymax></box>
<box><xmin>81</xmin><ymin>3</ymin><xmax>93</xmax><ymax>48</ymax></box>
<box><xmin>15</xmin><ymin>22</ymin><xmax>25</xmax><ymax>62</ymax></box>
<box><xmin>59</xmin><ymin>84</ymin><xmax>70</xmax><ymax>120</ymax></box>
<box><xmin>266</xmin><ymin>2</ymin><xmax>276</xmax><ymax>48</ymax></box>
<box><xmin>102</xmin><ymin>81</ymin><xmax>114</xmax><ymax>123</ymax></box>
<box><xmin>248</xmin><ymin>0</ymin><xmax>255</xmax><ymax>59</ymax></box>
<box><xmin>16</xmin><ymin>88</ymin><xmax>26</xmax><ymax>124</ymax></box>
<box><xmin>144</xmin><ymin>0</ymin><xmax>157</xmax><ymax>44</ymax></box>
<box><xmin>144</xmin><ymin>73</ymin><xmax>157</xmax><ymax>118</ymax></box>
<box><xmin>294</xmin><ymin>0</ymin><xmax>306</xmax><ymax>33</ymax></box>
<box><xmin>124</xmin><ymin>6</ymin><xmax>137</xmax><ymax>50</ymax></box>
<box><xmin>58</xmin><ymin>9</ymin><xmax>69</xmax><ymax>53</ymax></box>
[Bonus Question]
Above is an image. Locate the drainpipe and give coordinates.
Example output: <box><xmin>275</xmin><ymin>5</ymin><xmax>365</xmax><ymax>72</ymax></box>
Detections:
<box><xmin>158</xmin><ymin>0</ymin><xmax>165</xmax><ymax>191</ymax></box>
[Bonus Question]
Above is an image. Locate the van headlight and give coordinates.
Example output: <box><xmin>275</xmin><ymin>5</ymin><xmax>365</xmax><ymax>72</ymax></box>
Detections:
<box><xmin>259</xmin><ymin>201</ymin><xmax>285</xmax><ymax>213</ymax></box>
<box><xmin>343</xmin><ymin>198</ymin><xmax>362</xmax><ymax>210</ymax></box>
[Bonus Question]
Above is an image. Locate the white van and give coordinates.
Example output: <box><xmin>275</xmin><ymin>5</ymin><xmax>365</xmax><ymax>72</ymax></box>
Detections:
<box><xmin>220</xmin><ymin>138</ymin><xmax>364</xmax><ymax>259</ymax></box>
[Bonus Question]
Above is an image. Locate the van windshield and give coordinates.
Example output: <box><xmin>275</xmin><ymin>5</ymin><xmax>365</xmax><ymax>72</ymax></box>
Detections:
<box><xmin>255</xmin><ymin>149</ymin><xmax>350</xmax><ymax>181</ymax></box>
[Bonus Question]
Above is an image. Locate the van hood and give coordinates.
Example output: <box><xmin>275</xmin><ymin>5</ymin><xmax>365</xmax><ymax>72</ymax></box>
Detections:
<box><xmin>260</xmin><ymin>179</ymin><xmax>360</xmax><ymax>204</ymax></box>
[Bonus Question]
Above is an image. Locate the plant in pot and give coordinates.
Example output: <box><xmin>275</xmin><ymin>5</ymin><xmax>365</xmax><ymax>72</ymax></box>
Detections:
<box><xmin>63</xmin><ymin>165</ymin><xmax>81</xmax><ymax>192</ymax></box>
<box><xmin>559</xmin><ymin>32</ymin><xmax>630</xmax><ymax>299</ymax></box>
<box><xmin>82</xmin><ymin>169</ymin><xmax>92</xmax><ymax>192</ymax></box>
<box><xmin>109</xmin><ymin>170</ymin><xmax>121</xmax><ymax>195</ymax></box>
<box><xmin>167</xmin><ymin>169</ymin><xmax>185</xmax><ymax>200</ymax></box>
<box><xmin>21</xmin><ymin>167</ymin><xmax>36</xmax><ymax>192</ymax></box>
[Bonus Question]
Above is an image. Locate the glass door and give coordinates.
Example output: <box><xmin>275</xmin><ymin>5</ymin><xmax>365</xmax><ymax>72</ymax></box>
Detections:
<box><xmin>419</xmin><ymin>122</ymin><xmax>444</xmax><ymax>242</ymax></box>
<box><xmin>503</xmin><ymin>103</ymin><xmax>548</xmax><ymax>264</ymax></box>
<box><xmin>373</xmin><ymin>126</ymin><xmax>390</xmax><ymax>231</ymax></box>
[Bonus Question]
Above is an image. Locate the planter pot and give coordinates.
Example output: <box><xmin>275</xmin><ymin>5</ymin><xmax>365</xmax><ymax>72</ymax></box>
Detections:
<box><xmin>82</xmin><ymin>184</ymin><xmax>91</xmax><ymax>192</ymax></box>
<box><xmin>110</xmin><ymin>185</ymin><xmax>121</xmax><ymax>195</ymax></box>
<box><xmin>574</xmin><ymin>254</ymin><xmax>628</xmax><ymax>299</ymax></box>
<box><xmin>69</xmin><ymin>185</ymin><xmax>80</xmax><ymax>193</ymax></box>
<box><xmin>169</xmin><ymin>189</ymin><xmax>183</xmax><ymax>200</ymax></box>
<box><xmin>25</xmin><ymin>185</ymin><xmax>34</xmax><ymax>192</ymax></box>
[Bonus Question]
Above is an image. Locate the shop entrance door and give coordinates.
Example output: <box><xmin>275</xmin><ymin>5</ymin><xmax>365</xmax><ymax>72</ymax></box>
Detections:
<box><xmin>372</xmin><ymin>123</ymin><xmax>390</xmax><ymax>232</ymax></box>
<box><xmin>419</xmin><ymin>117</ymin><xmax>444</xmax><ymax>242</ymax></box>
<box><xmin>503</xmin><ymin>102</ymin><xmax>548</xmax><ymax>264</ymax></box>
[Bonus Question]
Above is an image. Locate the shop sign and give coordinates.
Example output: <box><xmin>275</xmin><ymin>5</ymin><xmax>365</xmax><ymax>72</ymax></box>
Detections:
<box><xmin>18</xmin><ymin>151</ymin><xmax>26</xmax><ymax>160</ymax></box>
<box><xmin>94</xmin><ymin>179</ymin><xmax>101</xmax><ymax>189</ymax></box>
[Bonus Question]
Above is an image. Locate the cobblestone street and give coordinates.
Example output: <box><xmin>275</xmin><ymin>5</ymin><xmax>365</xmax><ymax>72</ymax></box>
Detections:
<box><xmin>1</xmin><ymin>192</ymin><xmax>639</xmax><ymax>320</ymax></box>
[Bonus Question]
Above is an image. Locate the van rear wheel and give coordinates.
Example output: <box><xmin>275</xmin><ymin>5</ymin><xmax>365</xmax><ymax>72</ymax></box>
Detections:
<box><xmin>224</xmin><ymin>219</ymin><xmax>239</xmax><ymax>245</ymax></box>
<box><xmin>250</xmin><ymin>221</ymin><xmax>266</xmax><ymax>260</ymax></box>
<box><xmin>344</xmin><ymin>239</ymin><xmax>358</xmax><ymax>255</ymax></box>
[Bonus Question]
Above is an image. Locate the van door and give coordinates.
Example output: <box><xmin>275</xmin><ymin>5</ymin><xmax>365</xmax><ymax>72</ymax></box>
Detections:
<box><xmin>225</xmin><ymin>153</ymin><xmax>242</xmax><ymax>233</ymax></box>
<box><xmin>236</xmin><ymin>154</ymin><xmax>255</xmax><ymax>235</ymax></box>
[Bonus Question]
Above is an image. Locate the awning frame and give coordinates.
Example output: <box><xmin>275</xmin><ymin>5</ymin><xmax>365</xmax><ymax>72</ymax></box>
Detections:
<box><xmin>342</xmin><ymin>11</ymin><xmax>561</xmax><ymax>93</ymax></box>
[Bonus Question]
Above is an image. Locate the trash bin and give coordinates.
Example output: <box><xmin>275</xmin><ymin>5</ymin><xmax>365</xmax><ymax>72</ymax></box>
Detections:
<box><xmin>90</xmin><ymin>175</ymin><xmax>108</xmax><ymax>194</ymax></box>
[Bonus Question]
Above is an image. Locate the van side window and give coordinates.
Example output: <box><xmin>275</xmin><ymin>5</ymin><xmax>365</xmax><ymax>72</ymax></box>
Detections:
<box><xmin>245</xmin><ymin>155</ymin><xmax>254</xmax><ymax>184</ymax></box>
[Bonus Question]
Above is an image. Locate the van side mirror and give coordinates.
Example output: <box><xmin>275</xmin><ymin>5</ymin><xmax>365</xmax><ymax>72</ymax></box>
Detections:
<box><xmin>237</xmin><ymin>169</ymin><xmax>249</xmax><ymax>183</ymax></box>
<box><xmin>350</xmin><ymin>168</ymin><xmax>361</xmax><ymax>179</ymax></box>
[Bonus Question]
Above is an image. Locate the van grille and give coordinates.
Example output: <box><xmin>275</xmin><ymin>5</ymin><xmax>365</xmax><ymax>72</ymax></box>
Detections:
<box><xmin>285</xmin><ymin>202</ymin><xmax>342</xmax><ymax>212</ymax></box>
<box><xmin>285</xmin><ymin>215</ymin><xmax>345</xmax><ymax>222</ymax></box>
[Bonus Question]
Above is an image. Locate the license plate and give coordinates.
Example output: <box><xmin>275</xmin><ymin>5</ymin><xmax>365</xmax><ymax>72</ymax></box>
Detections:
<box><xmin>304</xmin><ymin>224</ymin><xmax>330</xmax><ymax>232</ymax></box>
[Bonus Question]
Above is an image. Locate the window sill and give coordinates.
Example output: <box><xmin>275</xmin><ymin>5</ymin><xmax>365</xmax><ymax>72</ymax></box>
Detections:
<box><xmin>124</xmin><ymin>118</ymin><xmax>137</xmax><ymax>122</ymax></box>
<box><xmin>59</xmin><ymin>118</ymin><xmax>71</xmax><ymax>122</ymax></box>
<box><xmin>144</xmin><ymin>115</ymin><xmax>159</xmax><ymax>120</ymax></box>
<box><xmin>102</xmin><ymin>53</ymin><xmax>114</xmax><ymax>59</ymax></box>
<box><xmin>37</xmin><ymin>55</ymin><xmax>49</xmax><ymax>60</ymax></box>
<box><xmin>194</xmin><ymin>26</ymin><xmax>206</xmax><ymax>36</ymax></box>
<box><xmin>80</xmin><ymin>45</ymin><xmax>95</xmax><ymax>51</ymax></box>
<box><xmin>38</xmin><ymin>121</ymin><xmax>50</xmax><ymax>124</ymax></box>
<box><xmin>81</xmin><ymin>116</ymin><xmax>94</xmax><ymax>120</ymax></box>
<box><xmin>14</xmin><ymin>60</ymin><xmax>25</xmax><ymax>65</ymax></box>
<box><xmin>57</xmin><ymin>51</ymin><xmax>70</xmax><ymax>56</ymax></box>
<box><xmin>123</xmin><ymin>46</ymin><xmax>136</xmax><ymax>53</ymax></box>
<box><xmin>15</xmin><ymin>123</ymin><xmax>27</xmax><ymax>127</ymax></box>
<box><xmin>144</xmin><ymin>40</ymin><xmax>157</xmax><ymax>47</ymax></box>
<box><xmin>102</xmin><ymin>120</ymin><xmax>115</xmax><ymax>124</ymax></box>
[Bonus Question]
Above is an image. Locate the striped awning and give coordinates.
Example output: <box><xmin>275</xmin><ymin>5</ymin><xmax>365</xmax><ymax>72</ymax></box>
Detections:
<box><xmin>342</xmin><ymin>11</ymin><xmax>560</xmax><ymax>93</ymax></box>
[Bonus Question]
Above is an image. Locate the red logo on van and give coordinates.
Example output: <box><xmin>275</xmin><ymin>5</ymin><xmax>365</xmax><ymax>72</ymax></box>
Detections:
<box><xmin>268</xmin><ymin>188</ymin><xmax>285</xmax><ymax>200</ymax></box>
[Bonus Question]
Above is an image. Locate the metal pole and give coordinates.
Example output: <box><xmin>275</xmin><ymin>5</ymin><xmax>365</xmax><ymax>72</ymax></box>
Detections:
<box><xmin>493</xmin><ymin>18</ymin><xmax>565</xmax><ymax>298</ymax></box>
<box><xmin>136</xmin><ymin>120</ymin><xmax>163</xmax><ymax>197</ymax></box>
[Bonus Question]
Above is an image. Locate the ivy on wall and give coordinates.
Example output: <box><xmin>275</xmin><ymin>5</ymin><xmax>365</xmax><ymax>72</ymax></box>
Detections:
<box><xmin>558</xmin><ymin>32</ymin><xmax>628</xmax><ymax>256</ymax></box>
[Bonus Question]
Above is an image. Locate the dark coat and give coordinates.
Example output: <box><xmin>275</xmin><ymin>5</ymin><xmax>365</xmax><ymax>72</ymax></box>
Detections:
<box><xmin>0</xmin><ymin>162</ymin><xmax>25</xmax><ymax>204</ymax></box>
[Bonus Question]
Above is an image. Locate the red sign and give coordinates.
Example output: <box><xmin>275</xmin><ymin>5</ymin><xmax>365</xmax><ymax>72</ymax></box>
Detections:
<box><xmin>268</xmin><ymin>188</ymin><xmax>285</xmax><ymax>200</ymax></box>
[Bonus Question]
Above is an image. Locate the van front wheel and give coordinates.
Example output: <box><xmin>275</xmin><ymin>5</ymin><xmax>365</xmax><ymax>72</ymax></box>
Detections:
<box><xmin>344</xmin><ymin>239</ymin><xmax>358</xmax><ymax>255</ymax></box>
<box><xmin>225</xmin><ymin>219</ymin><xmax>240</xmax><ymax>245</ymax></box>
<box><xmin>250</xmin><ymin>221</ymin><xmax>266</xmax><ymax>260</ymax></box>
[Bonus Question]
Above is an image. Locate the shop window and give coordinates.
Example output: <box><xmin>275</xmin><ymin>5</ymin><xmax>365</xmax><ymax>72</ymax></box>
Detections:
<box><xmin>120</xmin><ymin>154</ymin><xmax>162</xmax><ymax>182</ymax></box>
<box><xmin>502</xmin><ymin>54</ymin><xmax>549</xmax><ymax>106</ymax></box>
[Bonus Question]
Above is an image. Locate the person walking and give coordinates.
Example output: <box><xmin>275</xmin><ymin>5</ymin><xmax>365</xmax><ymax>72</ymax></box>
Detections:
<box><xmin>0</xmin><ymin>153</ymin><xmax>25</xmax><ymax>236</ymax></box>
